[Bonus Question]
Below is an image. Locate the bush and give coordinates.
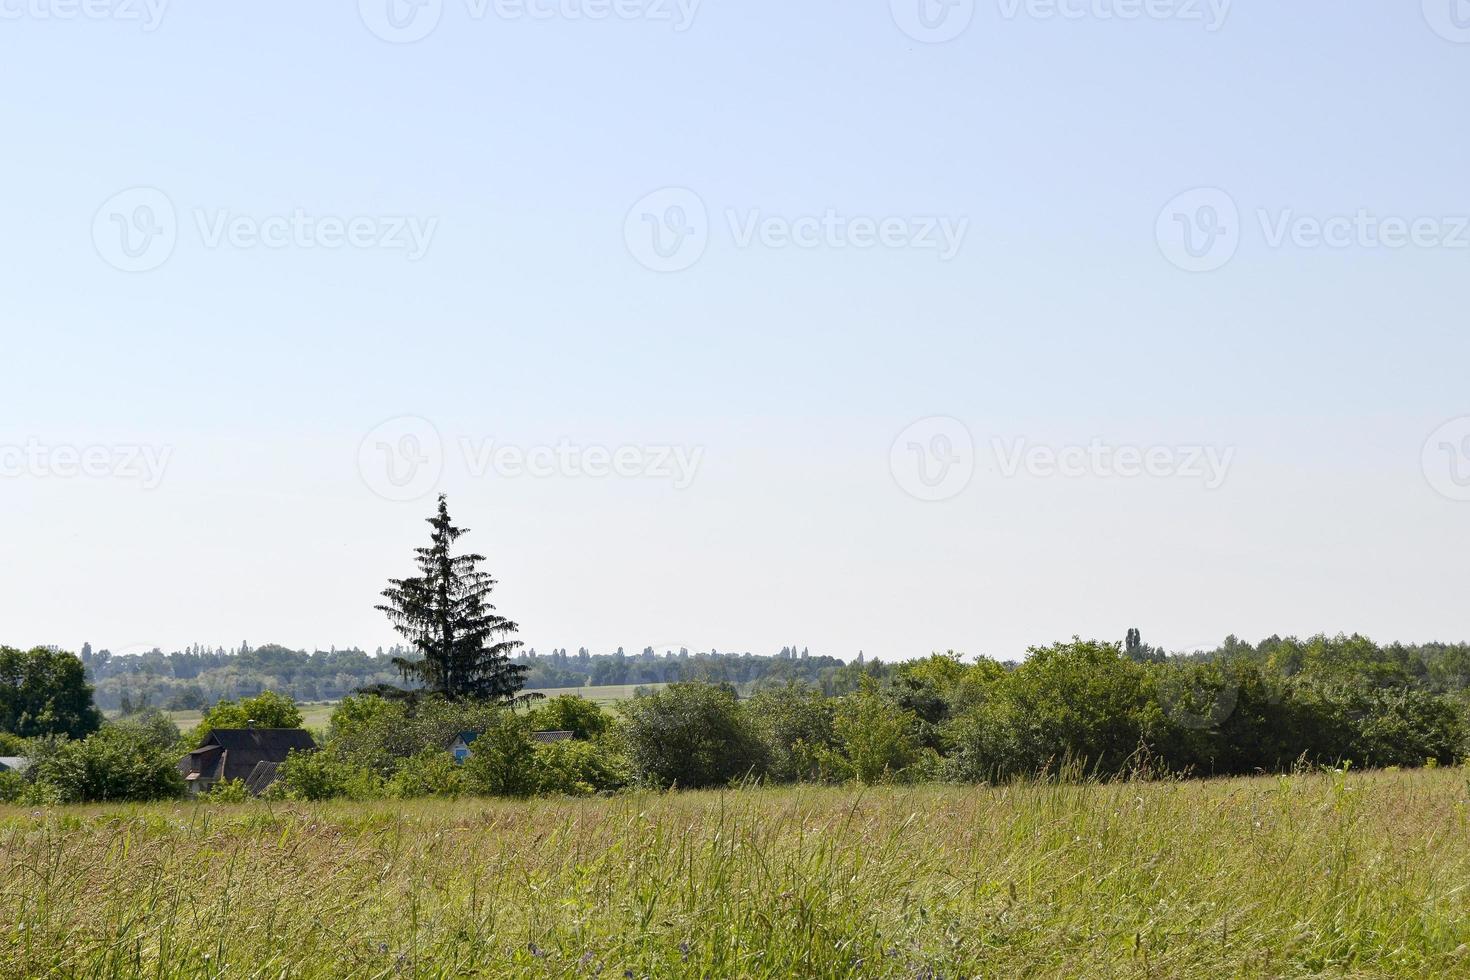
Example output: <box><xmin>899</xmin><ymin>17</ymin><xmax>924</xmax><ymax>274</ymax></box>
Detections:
<box><xmin>829</xmin><ymin>681</ymin><xmax>923</xmax><ymax>784</ymax></box>
<box><xmin>202</xmin><ymin>779</ymin><xmax>250</xmax><ymax>804</ymax></box>
<box><xmin>744</xmin><ymin>685</ymin><xmax>836</xmax><ymax>783</ymax></box>
<box><xmin>274</xmin><ymin>749</ymin><xmax>382</xmax><ymax>802</ymax></box>
<box><xmin>533</xmin><ymin>737</ymin><xmax>629</xmax><ymax>796</ymax></box>
<box><xmin>620</xmin><ymin>683</ymin><xmax>766</xmax><ymax>789</ymax></box>
<box><xmin>462</xmin><ymin>713</ymin><xmax>539</xmax><ymax>798</ymax></box>
<box><xmin>328</xmin><ymin>695</ymin><xmax>504</xmax><ymax>777</ymax></box>
<box><xmin>387</xmin><ymin>749</ymin><xmax>466</xmax><ymax>799</ymax></box>
<box><xmin>28</xmin><ymin>725</ymin><xmax>185</xmax><ymax>803</ymax></box>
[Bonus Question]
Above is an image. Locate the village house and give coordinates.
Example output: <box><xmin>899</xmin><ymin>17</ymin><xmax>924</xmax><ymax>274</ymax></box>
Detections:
<box><xmin>0</xmin><ymin>756</ymin><xmax>29</xmax><ymax>774</ymax></box>
<box><xmin>178</xmin><ymin>728</ymin><xmax>316</xmax><ymax>796</ymax></box>
<box><xmin>448</xmin><ymin>729</ymin><xmax>573</xmax><ymax>763</ymax></box>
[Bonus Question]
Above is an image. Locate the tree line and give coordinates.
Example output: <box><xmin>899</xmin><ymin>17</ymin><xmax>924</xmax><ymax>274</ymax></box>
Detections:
<box><xmin>5</xmin><ymin>494</ymin><xmax>1469</xmax><ymax>804</ymax></box>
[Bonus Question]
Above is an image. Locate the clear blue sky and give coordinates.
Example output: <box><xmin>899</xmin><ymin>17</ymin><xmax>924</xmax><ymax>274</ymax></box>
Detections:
<box><xmin>3</xmin><ymin>2</ymin><xmax>1468</xmax><ymax>662</ymax></box>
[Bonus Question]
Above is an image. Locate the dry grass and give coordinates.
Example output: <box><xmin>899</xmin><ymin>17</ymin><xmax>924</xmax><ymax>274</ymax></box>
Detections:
<box><xmin>3</xmin><ymin>768</ymin><xmax>1470</xmax><ymax>978</ymax></box>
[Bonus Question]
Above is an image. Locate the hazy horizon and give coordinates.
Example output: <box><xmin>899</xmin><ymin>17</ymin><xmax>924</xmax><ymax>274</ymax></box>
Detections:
<box><xmin>4</xmin><ymin>4</ymin><xmax>1469</xmax><ymax>662</ymax></box>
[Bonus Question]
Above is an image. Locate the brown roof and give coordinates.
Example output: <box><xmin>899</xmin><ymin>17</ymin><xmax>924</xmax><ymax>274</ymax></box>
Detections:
<box><xmin>179</xmin><ymin>729</ymin><xmax>316</xmax><ymax>783</ymax></box>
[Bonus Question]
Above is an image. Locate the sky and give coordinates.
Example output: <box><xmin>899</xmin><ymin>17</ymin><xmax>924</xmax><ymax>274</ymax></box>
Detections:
<box><xmin>2</xmin><ymin>1</ymin><xmax>1469</xmax><ymax>664</ymax></box>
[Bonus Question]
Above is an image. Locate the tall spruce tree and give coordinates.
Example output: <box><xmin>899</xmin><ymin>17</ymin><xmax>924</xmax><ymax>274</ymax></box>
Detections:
<box><xmin>374</xmin><ymin>494</ymin><xmax>530</xmax><ymax>702</ymax></box>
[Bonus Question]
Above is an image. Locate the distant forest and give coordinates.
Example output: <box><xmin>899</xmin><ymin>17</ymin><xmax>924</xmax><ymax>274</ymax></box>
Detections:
<box><xmin>77</xmin><ymin>633</ymin><xmax>1470</xmax><ymax>715</ymax></box>
<box><xmin>80</xmin><ymin>642</ymin><xmax>849</xmax><ymax>713</ymax></box>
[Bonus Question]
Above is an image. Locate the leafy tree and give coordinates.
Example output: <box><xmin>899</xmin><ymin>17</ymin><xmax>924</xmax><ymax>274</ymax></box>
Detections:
<box><xmin>0</xmin><ymin>646</ymin><xmax>103</xmax><ymax>739</ymax></box>
<box><xmin>374</xmin><ymin>495</ymin><xmax>530</xmax><ymax>703</ymax></box>
<box><xmin>532</xmin><ymin>738</ymin><xmax>629</xmax><ymax>796</ymax></box>
<box><xmin>620</xmin><ymin>683</ymin><xmax>766</xmax><ymax>789</ymax></box>
<box><xmin>192</xmin><ymin>691</ymin><xmax>304</xmax><ymax>745</ymax></box>
<box><xmin>528</xmin><ymin>695</ymin><xmax>610</xmax><ymax>739</ymax></box>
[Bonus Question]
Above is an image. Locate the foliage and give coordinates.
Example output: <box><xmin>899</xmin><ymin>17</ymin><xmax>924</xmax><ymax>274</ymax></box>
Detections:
<box><xmin>744</xmin><ymin>685</ymin><xmax>837</xmax><ymax>783</ymax></box>
<box><xmin>528</xmin><ymin>695</ymin><xmax>611</xmax><ymax>739</ymax></box>
<box><xmin>620</xmin><ymin>683</ymin><xmax>766</xmax><ymax>789</ymax></box>
<box><xmin>327</xmin><ymin>695</ymin><xmax>505</xmax><ymax>776</ymax></box>
<box><xmin>0</xmin><ymin>646</ymin><xmax>103</xmax><ymax>739</ymax></box>
<box><xmin>461</xmin><ymin>713</ymin><xmax>539</xmax><ymax>798</ymax></box>
<box><xmin>25</xmin><ymin>724</ymin><xmax>184</xmax><ymax>803</ymax></box>
<box><xmin>826</xmin><ymin>679</ymin><xmax>925</xmax><ymax>784</ymax></box>
<box><xmin>532</xmin><ymin>737</ymin><xmax>629</xmax><ymax>796</ymax></box>
<box><xmin>192</xmin><ymin>690</ymin><xmax>304</xmax><ymax>745</ymax></box>
<box><xmin>274</xmin><ymin>749</ymin><xmax>382</xmax><ymax>802</ymax></box>
<box><xmin>374</xmin><ymin>494</ymin><xmax>529</xmax><ymax>702</ymax></box>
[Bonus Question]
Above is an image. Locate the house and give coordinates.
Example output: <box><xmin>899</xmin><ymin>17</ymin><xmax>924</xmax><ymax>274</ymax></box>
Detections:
<box><xmin>448</xmin><ymin>729</ymin><xmax>574</xmax><ymax>764</ymax></box>
<box><xmin>178</xmin><ymin>728</ymin><xmax>316</xmax><ymax>795</ymax></box>
<box><xmin>0</xmin><ymin>757</ymin><xmax>30</xmax><ymax>774</ymax></box>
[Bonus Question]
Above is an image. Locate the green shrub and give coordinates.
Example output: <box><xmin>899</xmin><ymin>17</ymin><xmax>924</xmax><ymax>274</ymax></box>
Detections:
<box><xmin>274</xmin><ymin>749</ymin><xmax>382</xmax><ymax>802</ymax></box>
<box><xmin>462</xmin><ymin>713</ymin><xmax>539</xmax><ymax>798</ymax></box>
<box><xmin>744</xmin><ymin>685</ymin><xmax>836</xmax><ymax>783</ymax></box>
<box><xmin>28</xmin><ymin>725</ymin><xmax>185</xmax><ymax>803</ymax></box>
<box><xmin>829</xmin><ymin>680</ymin><xmax>923</xmax><ymax>784</ymax></box>
<box><xmin>202</xmin><ymin>779</ymin><xmax>250</xmax><ymax>804</ymax></box>
<box><xmin>620</xmin><ymin>683</ymin><xmax>766</xmax><ymax>789</ymax></box>
<box><xmin>387</xmin><ymin>749</ymin><xmax>466</xmax><ymax>799</ymax></box>
<box><xmin>533</xmin><ymin>737</ymin><xmax>629</xmax><ymax>796</ymax></box>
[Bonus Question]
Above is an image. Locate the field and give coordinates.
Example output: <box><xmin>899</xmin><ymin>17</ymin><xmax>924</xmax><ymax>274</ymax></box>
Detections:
<box><xmin>3</xmin><ymin>769</ymin><xmax>1470</xmax><ymax>978</ymax></box>
<box><xmin>157</xmin><ymin>685</ymin><xmax>668</xmax><ymax>731</ymax></box>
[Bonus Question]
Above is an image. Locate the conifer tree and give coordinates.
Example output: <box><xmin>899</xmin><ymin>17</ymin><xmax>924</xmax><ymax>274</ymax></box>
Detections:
<box><xmin>374</xmin><ymin>494</ymin><xmax>530</xmax><ymax>702</ymax></box>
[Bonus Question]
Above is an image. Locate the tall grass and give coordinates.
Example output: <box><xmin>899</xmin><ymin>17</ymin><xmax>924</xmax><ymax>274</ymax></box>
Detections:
<box><xmin>2</xmin><ymin>768</ymin><xmax>1469</xmax><ymax>977</ymax></box>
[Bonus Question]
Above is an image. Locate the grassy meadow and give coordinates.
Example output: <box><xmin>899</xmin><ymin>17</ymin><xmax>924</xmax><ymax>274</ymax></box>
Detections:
<box><xmin>3</xmin><ymin>768</ymin><xmax>1470</xmax><ymax>978</ymax></box>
